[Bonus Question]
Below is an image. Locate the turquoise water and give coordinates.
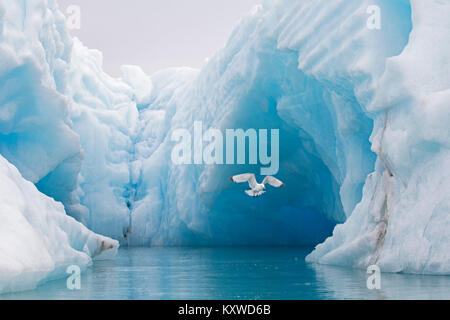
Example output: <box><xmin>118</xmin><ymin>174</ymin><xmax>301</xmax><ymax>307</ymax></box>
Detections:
<box><xmin>1</xmin><ymin>247</ymin><xmax>450</xmax><ymax>300</ymax></box>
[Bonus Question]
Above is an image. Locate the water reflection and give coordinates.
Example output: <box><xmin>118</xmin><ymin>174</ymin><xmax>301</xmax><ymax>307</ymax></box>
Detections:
<box><xmin>1</xmin><ymin>247</ymin><xmax>449</xmax><ymax>300</ymax></box>
<box><xmin>312</xmin><ymin>263</ymin><xmax>450</xmax><ymax>300</ymax></box>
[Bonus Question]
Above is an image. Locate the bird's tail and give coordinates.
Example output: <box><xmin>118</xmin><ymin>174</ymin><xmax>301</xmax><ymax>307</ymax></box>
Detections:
<box><xmin>245</xmin><ymin>190</ymin><xmax>265</xmax><ymax>197</ymax></box>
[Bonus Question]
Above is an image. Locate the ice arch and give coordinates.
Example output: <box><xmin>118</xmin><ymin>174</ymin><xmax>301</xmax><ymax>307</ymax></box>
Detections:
<box><xmin>127</xmin><ymin>0</ymin><xmax>412</xmax><ymax>246</ymax></box>
<box><xmin>130</xmin><ymin>54</ymin><xmax>376</xmax><ymax>246</ymax></box>
<box><xmin>2</xmin><ymin>0</ymin><xmax>450</xmax><ymax>286</ymax></box>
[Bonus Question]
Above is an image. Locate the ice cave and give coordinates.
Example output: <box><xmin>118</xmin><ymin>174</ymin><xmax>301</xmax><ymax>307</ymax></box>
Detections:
<box><xmin>0</xmin><ymin>0</ymin><xmax>449</xmax><ymax>294</ymax></box>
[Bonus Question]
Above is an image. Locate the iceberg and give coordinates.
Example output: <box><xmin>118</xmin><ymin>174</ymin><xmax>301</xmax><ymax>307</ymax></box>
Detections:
<box><xmin>0</xmin><ymin>0</ymin><xmax>139</xmax><ymax>241</ymax></box>
<box><xmin>306</xmin><ymin>0</ymin><xmax>450</xmax><ymax>275</ymax></box>
<box><xmin>0</xmin><ymin>154</ymin><xmax>118</xmax><ymax>294</ymax></box>
<box><xmin>64</xmin><ymin>38</ymin><xmax>139</xmax><ymax>240</ymax></box>
<box><xmin>127</xmin><ymin>0</ymin><xmax>409</xmax><ymax>247</ymax></box>
<box><xmin>124</xmin><ymin>0</ymin><xmax>450</xmax><ymax>274</ymax></box>
<box><xmin>0</xmin><ymin>0</ymin><xmax>448</xmax><ymax>285</ymax></box>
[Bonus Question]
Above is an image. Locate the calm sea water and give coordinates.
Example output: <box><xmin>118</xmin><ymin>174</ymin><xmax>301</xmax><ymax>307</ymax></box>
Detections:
<box><xmin>1</xmin><ymin>247</ymin><xmax>450</xmax><ymax>300</ymax></box>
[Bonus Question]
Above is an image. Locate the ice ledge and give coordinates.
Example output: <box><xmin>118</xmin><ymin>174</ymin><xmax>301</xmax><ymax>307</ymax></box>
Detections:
<box><xmin>0</xmin><ymin>155</ymin><xmax>118</xmax><ymax>294</ymax></box>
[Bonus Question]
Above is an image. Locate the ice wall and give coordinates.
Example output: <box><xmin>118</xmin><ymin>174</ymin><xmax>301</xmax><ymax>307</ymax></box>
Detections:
<box><xmin>63</xmin><ymin>39</ymin><xmax>139</xmax><ymax>240</ymax></box>
<box><xmin>0</xmin><ymin>155</ymin><xmax>118</xmax><ymax>293</ymax></box>
<box><xmin>0</xmin><ymin>0</ymin><xmax>448</xmax><ymax>275</ymax></box>
<box><xmin>0</xmin><ymin>0</ymin><xmax>139</xmax><ymax>241</ymax></box>
<box><xmin>0</xmin><ymin>0</ymin><xmax>83</xmax><ymax>220</ymax></box>
<box><xmin>307</xmin><ymin>0</ymin><xmax>450</xmax><ymax>274</ymax></box>
<box><xmin>127</xmin><ymin>0</ymin><xmax>411</xmax><ymax>246</ymax></box>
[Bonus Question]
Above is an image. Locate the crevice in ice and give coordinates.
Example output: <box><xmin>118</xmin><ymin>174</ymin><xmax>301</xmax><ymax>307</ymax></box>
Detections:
<box><xmin>370</xmin><ymin>193</ymin><xmax>389</xmax><ymax>265</ymax></box>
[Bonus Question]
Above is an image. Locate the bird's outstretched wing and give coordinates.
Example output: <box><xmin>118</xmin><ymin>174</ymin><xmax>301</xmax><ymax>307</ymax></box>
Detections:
<box><xmin>263</xmin><ymin>176</ymin><xmax>285</xmax><ymax>188</ymax></box>
<box><xmin>230</xmin><ymin>173</ymin><xmax>257</xmax><ymax>189</ymax></box>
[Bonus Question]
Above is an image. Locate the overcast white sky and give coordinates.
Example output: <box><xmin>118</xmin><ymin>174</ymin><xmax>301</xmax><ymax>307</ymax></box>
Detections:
<box><xmin>57</xmin><ymin>0</ymin><xmax>260</xmax><ymax>76</ymax></box>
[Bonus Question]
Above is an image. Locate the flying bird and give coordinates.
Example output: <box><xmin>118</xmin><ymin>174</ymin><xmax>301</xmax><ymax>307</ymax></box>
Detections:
<box><xmin>230</xmin><ymin>173</ymin><xmax>285</xmax><ymax>197</ymax></box>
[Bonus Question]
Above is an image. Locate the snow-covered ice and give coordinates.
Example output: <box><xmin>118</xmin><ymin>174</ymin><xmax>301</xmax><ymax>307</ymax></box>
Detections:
<box><xmin>0</xmin><ymin>154</ymin><xmax>118</xmax><ymax>293</ymax></box>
